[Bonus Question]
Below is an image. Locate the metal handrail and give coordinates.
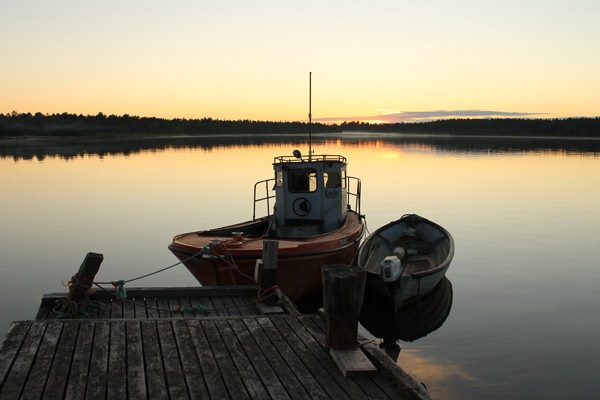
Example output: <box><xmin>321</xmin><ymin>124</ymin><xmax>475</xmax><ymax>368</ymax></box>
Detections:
<box><xmin>347</xmin><ymin>176</ymin><xmax>362</xmax><ymax>215</ymax></box>
<box><xmin>253</xmin><ymin>175</ymin><xmax>362</xmax><ymax>220</ymax></box>
<box><xmin>253</xmin><ymin>178</ymin><xmax>275</xmax><ymax>220</ymax></box>
<box><xmin>274</xmin><ymin>154</ymin><xmax>347</xmax><ymax>164</ymax></box>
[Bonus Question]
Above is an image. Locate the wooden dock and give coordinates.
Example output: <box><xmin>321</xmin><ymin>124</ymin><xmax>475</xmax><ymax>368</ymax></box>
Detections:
<box><xmin>0</xmin><ymin>286</ymin><xmax>431</xmax><ymax>400</ymax></box>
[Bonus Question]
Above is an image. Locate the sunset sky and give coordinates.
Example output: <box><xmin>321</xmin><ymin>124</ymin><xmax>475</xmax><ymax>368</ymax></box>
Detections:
<box><xmin>2</xmin><ymin>1</ymin><xmax>599</xmax><ymax>123</ymax></box>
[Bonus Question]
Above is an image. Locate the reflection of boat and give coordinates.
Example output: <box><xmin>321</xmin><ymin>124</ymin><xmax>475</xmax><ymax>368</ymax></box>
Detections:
<box><xmin>169</xmin><ymin>152</ymin><xmax>365</xmax><ymax>311</ymax></box>
<box><xmin>355</xmin><ymin>214</ymin><xmax>454</xmax><ymax>311</ymax></box>
<box><xmin>360</xmin><ymin>277</ymin><xmax>453</xmax><ymax>343</ymax></box>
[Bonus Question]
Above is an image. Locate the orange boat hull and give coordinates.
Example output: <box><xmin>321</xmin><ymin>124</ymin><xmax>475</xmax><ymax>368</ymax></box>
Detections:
<box><xmin>169</xmin><ymin>211</ymin><xmax>364</xmax><ymax>311</ymax></box>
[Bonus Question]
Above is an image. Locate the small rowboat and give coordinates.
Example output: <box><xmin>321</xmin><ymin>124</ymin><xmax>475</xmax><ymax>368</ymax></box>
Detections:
<box><xmin>355</xmin><ymin>214</ymin><xmax>454</xmax><ymax>312</ymax></box>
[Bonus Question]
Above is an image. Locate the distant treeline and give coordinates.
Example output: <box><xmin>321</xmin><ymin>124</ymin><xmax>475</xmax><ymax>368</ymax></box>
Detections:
<box><xmin>340</xmin><ymin>117</ymin><xmax>600</xmax><ymax>137</ymax></box>
<box><xmin>1</xmin><ymin>112</ymin><xmax>600</xmax><ymax>138</ymax></box>
<box><xmin>0</xmin><ymin>112</ymin><xmax>338</xmax><ymax>137</ymax></box>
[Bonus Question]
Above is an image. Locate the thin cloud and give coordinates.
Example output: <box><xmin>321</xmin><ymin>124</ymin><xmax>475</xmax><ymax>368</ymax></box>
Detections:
<box><xmin>313</xmin><ymin>110</ymin><xmax>548</xmax><ymax>124</ymax></box>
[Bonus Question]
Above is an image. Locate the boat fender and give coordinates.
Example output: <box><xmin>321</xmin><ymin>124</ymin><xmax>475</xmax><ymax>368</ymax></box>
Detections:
<box><xmin>381</xmin><ymin>255</ymin><xmax>402</xmax><ymax>283</ymax></box>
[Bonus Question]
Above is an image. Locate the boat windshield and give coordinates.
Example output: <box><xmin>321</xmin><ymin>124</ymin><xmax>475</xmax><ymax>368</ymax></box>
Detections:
<box><xmin>288</xmin><ymin>168</ymin><xmax>317</xmax><ymax>193</ymax></box>
<box><xmin>324</xmin><ymin>172</ymin><xmax>342</xmax><ymax>188</ymax></box>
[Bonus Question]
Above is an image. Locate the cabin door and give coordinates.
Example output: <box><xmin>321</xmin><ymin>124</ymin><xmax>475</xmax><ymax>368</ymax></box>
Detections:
<box><xmin>283</xmin><ymin>167</ymin><xmax>322</xmax><ymax>222</ymax></box>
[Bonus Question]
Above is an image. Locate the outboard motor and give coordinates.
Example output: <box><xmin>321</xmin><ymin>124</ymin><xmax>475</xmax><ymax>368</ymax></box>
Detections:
<box><xmin>380</xmin><ymin>247</ymin><xmax>406</xmax><ymax>282</ymax></box>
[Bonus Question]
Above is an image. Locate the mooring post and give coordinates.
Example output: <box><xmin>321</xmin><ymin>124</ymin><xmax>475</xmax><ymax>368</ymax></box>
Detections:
<box><xmin>322</xmin><ymin>263</ymin><xmax>377</xmax><ymax>377</ymax></box>
<box><xmin>69</xmin><ymin>252</ymin><xmax>103</xmax><ymax>303</ymax></box>
<box><xmin>322</xmin><ymin>264</ymin><xmax>366</xmax><ymax>349</ymax></box>
<box><xmin>256</xmin><ymin>240</ymin><xmax>279</xmax><ymax>305</ymax></box>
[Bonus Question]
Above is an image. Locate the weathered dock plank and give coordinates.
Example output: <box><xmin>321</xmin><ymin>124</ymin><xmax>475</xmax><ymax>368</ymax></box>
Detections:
<box><xmin>171</xmin><ymin>320</ymin><xmax>210</xmax><ymax>399</ymax></box>
<box><xmin>145</xmin><ymin>297</ymin><xmax>159</xmax><ymax>319</ymax></box>
<box><xmin>20</xmin><ymin>322</ymin><xmax>61</xmax><ymax>399</ymax></box>
<box><xmin>110</xmin><ymin>299</ymin><xmax>124</xmax><ymax>319</ymax></box>
<box><xmin>301</xmin><ymin>316</ymin><xmax>404</xmax><ymax>400</ymax></box>
<box><xmin>157</xmin><ymin>320</ymin><xmax>189</xmax><ymax>399</ymax></box>
<box><xmin>216</xmin><ymin>319</ymin><xmax>270</xmax><ymax>399</ymax></box>
<box><xmin>232</xmin><ymin>318</ymin><xmax>299</xmax><ymax>399</ymax></box>
<box><xmin>107</xmin><ymin>321</ymin><xmax>127</xmax><ymax>399</ymax></box>
<box><xmin>271</xmin><ymin>316</ymin><xmax>363</xmax><ymax>399</ymax></box>
<box><xmin>126</xmin><ymin>321</ymin><xmax>147</xmax><ymax>399</ymax></box>
<box><xmin>249</xmin><ymin>317</ymin><xmax>323</xmax><ymax>399</ymax></box>
<box><xmin>85</xmin><ymin>321</ymin><xmax>109</xmax><ymax>400</ymax></box>
<box><xmin>0</xmin><ymin>324</ymin><xmax>30</xmax><ymax>384</ymax></box>
<box><xmin>186</xmin><ymin>319</ymin><xmax>230</xmax><ymax>399</ymax></box>
<box><xmin>65</xmin><ymin>321</ymin><xmax>95</xmax><ymax>400</ymax></box>
<box><xmin>203</xmin><ymin>319</ymin><xmax>250</xmax><ymax>399</ymax></box>
<box><xmin>141</xmin><ymin>320</ymin><xmax>167</xmax><ymax>399</ymax></box>
<box><xmin>45</xmin><ymin>319</ymin><xmax>79</xmax><ymax>400</ymax></box>
<box><xmin>1</xmin><ymin>322</ymin><xmax>44</xmax><ymax>400</ymax></box>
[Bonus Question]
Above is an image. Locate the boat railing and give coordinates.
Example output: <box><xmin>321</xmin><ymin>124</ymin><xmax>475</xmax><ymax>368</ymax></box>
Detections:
<box><xmin>253</xmin><ymin>178</ymin><xmax>276</xmax><ymax>220</ymax></box>
<box><xmin>253</xmin><ymin>175</ymin><xmax>362</xmax><ymax>220</ymax></box>
<box><xmin>274</xmin><ymin>154</ymin><xmax>347</xmax><ymax>163</ymax></box>
<box><xmin>347</xmin><ymin>176</ymin><xmax>362</xmax><ymax>215</ymax></box>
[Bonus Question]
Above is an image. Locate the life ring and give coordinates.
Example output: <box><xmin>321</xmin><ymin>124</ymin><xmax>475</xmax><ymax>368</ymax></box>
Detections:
<box><xmin>292</xmin><ymin>197</ymin><xmax>311</xmax><ymax>216</ymax></box>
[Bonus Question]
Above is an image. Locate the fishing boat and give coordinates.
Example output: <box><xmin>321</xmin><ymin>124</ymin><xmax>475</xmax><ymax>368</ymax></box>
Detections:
<box><xmin>168</xmin><ymin>73</ymin><xmax>365</xmax><ymax>311</ymax></box>
<box><xmin>168</xmin><ymin>153</ymin><xmax>364</xmax><ymax>311</ymax></box>
<box><xmin>355</xmin><ymin>214</ymin><xmax>454</xmax><ymax>312</ymax></box>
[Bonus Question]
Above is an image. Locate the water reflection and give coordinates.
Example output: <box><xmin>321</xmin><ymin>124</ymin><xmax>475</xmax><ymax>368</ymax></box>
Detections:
<box><xmin>1</xmin><ymin>133</ymin><xmax>598</xmax><ymax>161</ymax></box>
<box><xmin>1</xmin><ymin>137</ymin><xmax>599</xmax><ymax>400</ymax></box>
<box><xmin>337</xmin><ymin>132</ymin><xmax>600</xmax><ymax>155</ymax></box>
<box><xmin>0</xmin><ymin>135</ymin><xmax>286</xmax><ymax>161</ymax></box>
<box><xmin>360</xmin><ymin>277</ymin><xmax>453</xmax><ymax>355</ymax></box>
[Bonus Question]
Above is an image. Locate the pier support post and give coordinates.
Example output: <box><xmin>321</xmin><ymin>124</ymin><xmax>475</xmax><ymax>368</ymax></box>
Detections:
<box><xmin>256</xmin><ymin>240</ymin><xmax>279</xmax><ymax>306</ymax></box>
<box><xmin>322</xmin><ymin>264</ymin><xmax>366</xmax><ymax>349</ymax></box>
<box><xmin>322</xmin><ymin>264</ymin><xmax>376</xmax><ymax>377</ymax></box>
<box><xmin>69</xmin><ymin>252</ymin><xmax>103</xmax><ymax>303</ymax></box>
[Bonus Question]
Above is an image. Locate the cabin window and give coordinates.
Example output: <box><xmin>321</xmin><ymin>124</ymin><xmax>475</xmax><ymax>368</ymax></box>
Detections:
<box><xmin>276</xmin><ymin>171</ymin><xmax>283</xmax><ymax>187</ymax></box>
<box><xmin>324</xmin><ymin>172</ymin><xmax>341</xmax><ymax>188</ymax></box>
<box><xmin>288</xmin><ymin>168</ymin><xmax>317</xmax><ymax>193</ymax></box>
<box><xmin>341</xmin><ymin>170</ymin><xmax>346</xmax><ymax>188</ymax></box>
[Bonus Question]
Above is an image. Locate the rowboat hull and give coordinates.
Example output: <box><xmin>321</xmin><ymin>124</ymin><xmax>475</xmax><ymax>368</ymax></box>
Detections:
<box><xmin>169</xmin><ymin>210</ymin><xmax>364</xmax><ymax>311</ymax></box>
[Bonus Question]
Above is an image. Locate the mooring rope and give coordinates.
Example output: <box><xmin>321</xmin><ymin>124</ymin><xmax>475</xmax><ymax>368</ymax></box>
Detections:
<box><xmin>214</xmin><ymin>241</ymin><xmax>258</xmax><ymax>283</ymax></box>
<box><xmin>94</xmin><ymin>247</ymin><xmax>207</xmax><ymax>287</ymax></box>
<box><xmin>94</xmin><ymin>238</ymin><xmax>258</xmax><ymax>296</ymax></box>
<box><xmin>54</xmin><ymin>274</ymin><xmax>107</xmax><ymax>318</ymax></box>
<box><xmin>56</xmin><ymin>238</ymin><xmax>270</xmax><ymax>318</ymax></box>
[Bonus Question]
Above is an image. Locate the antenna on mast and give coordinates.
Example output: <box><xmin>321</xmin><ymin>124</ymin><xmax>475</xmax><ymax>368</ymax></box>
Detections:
<box><xmin>308</xmin><ymin>72</ymin><xmax>312</xmax><ymax>160</ymax></box>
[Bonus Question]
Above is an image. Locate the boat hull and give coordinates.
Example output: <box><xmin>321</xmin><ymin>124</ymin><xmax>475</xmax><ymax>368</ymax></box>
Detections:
<box><xmin>363</xmin><ymin>262</ymin><xmax>451</xmax><ymax>308</ymax></box>
<box><xmin>169</xmin><ymin>211</ymin><xmax>364</xmax><ymax>312</ymax></box>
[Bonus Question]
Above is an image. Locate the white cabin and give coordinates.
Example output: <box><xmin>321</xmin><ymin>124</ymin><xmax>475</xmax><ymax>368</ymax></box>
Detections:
<box><xmin>271</xmin><ymin>154</ymin><xmax>350</xmax><ymax>238</ymax></box>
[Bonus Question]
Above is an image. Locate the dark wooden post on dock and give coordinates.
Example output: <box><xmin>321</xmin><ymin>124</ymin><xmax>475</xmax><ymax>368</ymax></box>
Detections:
<box><xmin>256</xmin><ymin>240</ymin><xmax>279</xmax><ymax>306</ymax></box>
<box><xmin>69</xmin><ymin>252</ymin><xmax>103</xmax><ymax>303</ymax></box>
<box><xmin>322</xmin><ymin>264</ymin><xmax>366</xmax><ymax>349</ymax></box>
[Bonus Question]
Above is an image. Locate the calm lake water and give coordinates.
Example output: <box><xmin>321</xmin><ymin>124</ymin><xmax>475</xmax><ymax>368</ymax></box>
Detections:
<box><xmin>1</xmin><ymin>133</ymin><xmax>599</xmax><ymax>399</ymax></box>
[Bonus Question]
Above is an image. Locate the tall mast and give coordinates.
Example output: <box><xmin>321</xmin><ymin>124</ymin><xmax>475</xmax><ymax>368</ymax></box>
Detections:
<box><xmin>308</xmin><ymin>72</ymin><xmax>312</xmax><ymax>160</ymax></box>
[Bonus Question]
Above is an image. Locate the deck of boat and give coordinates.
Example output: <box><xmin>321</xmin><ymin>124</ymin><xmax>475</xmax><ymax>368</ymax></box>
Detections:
<box><xmin>0</xmin><ymin>286</ymin><xmax>431</xmax><ymax>400</ymax></box>
<box><xmin>401</xmin><ymin>256</ymin><xmax>435</xmax><ymax>275</ymax></box>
